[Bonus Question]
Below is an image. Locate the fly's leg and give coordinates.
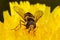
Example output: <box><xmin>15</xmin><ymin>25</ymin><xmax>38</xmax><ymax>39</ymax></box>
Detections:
<box><xmin>11</xmin><ymin>20</ymin><xmax>25</xmax><ymax>31</ymax></box>
<box><xmin>15</xmin><ymin>20</ymin><xmax>25</xmax><ymax>31</ymax></box>
<box><xmin>20</xmin><ymin>20</ymin><xmax>25</xmax><ymax>28</ymax></box>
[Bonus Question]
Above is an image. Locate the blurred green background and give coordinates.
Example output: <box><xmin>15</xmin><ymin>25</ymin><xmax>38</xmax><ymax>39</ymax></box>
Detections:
<box><xmin>0</xmin><ymin>0</ymin><xmax>60</xmax><ymax>22</ymax></box>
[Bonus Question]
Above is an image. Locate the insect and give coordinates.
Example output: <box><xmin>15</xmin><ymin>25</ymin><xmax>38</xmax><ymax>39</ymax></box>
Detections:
<box><xmin>12</xmin><ymin>6</ymin><xmax>43</xmax><ymax>33</ymax></box>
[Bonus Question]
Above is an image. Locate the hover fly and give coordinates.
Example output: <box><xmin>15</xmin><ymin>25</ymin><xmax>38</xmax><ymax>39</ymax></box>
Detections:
<box><xmin>12</xmin><ymin>6</ymin><xmax>43</xmax><ymax>33</ymax></box>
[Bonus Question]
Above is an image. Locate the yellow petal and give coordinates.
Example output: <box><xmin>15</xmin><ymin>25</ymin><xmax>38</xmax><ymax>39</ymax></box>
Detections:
<box><xmin>1</xmin><ymin>1</ymin><xmax>60</xmax><ymax>40</ymax></box>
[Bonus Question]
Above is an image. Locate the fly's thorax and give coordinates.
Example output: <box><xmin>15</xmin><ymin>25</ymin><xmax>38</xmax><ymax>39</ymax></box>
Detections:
<box><xmin>24</xmin><ymin>12</ymin><xmax>35</xmax><ymax>21</ymax></box>
<box><xmin>24</xmin><ymin>16</ymin><xmax>35</xmax><ymax>22</ymax></box>
<box><xmin>24</xmin><ymin>16</ymin><xmax>29</xmax><ymax>21</ymax></box>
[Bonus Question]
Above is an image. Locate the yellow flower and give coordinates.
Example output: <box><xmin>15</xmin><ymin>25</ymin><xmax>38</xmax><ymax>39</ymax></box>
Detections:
<box><xmin>0</xmin><ymin>1</ymin><xmax>60</xmax><ymax>40</ymax></box>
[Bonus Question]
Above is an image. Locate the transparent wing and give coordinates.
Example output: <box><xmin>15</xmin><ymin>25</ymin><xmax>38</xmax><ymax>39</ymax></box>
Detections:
<box><xmin>13</xmin><ymin>6</ymin><xmax>25</xmax><ymax>21</ymax></box>
<box><xmin>34</xmin><ymin>10</ymin><xmax>43</xmax><ymax>22</ymax></box>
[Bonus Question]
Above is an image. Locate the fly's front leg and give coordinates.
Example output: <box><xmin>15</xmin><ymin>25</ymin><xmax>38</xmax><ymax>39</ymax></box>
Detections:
<box><xmin>16</xmin><ymin>20</ymin><xmax>25</xmax><ymax>31</ymax></box>
<box><xmin>11</xmin><ymin>20</ymin><xmax>25</xmax><ymax>31</ymax></box>
<box><xmin>20</xmin><ymin>20</ymin><xmax>25</xmax><ymax>28</ymax></box>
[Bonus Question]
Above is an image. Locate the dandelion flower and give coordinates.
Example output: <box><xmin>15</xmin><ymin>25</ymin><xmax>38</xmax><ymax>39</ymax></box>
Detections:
<box><xmin>0</xmin><ymin>1</ymin><xmax>60</xmax><ymax>40</ymax></box>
